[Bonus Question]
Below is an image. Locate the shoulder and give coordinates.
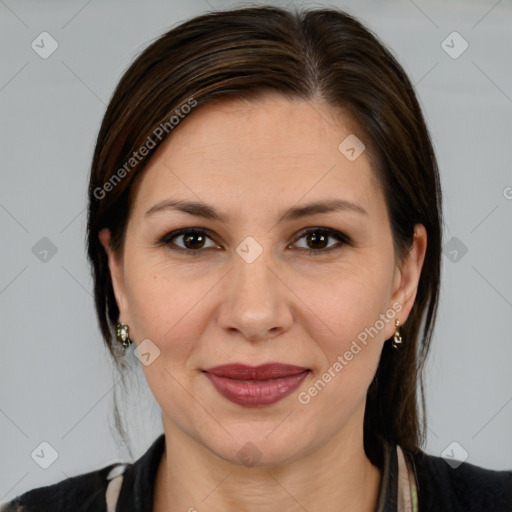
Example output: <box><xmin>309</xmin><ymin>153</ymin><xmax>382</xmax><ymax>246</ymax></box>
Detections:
<box><xmin>1</xmin><ymin>434</ymin><xmax>166</xmax><ymax>512</ymax></box>
<box><xmin>0</xmin><ymin>463</ymin><xmax>129</xmax><ymax>512</ymax></box>
<box><xmin>410</xmin><ymin>449</ymin><xmax>512</xmax><ymax>511</ymax></box>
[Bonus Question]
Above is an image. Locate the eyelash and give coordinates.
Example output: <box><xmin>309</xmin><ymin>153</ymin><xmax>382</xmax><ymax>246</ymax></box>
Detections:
<box><xmin>158</xmin><ymin>227</ymin><xmax>351</xmax><ymax>257</ymax></box>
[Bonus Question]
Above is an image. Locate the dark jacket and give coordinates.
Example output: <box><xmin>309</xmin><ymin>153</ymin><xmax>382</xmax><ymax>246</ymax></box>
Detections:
<box><xmin>1</xmin><ymin>434</ymin><xmax>511</xmax><ymax>511</ymax></box>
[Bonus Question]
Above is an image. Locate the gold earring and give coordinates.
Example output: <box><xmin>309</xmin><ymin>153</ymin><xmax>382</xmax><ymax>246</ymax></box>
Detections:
<box><xmin>116</xmin><ymin>323</ymin><xmax>132</xmax><ymax>349</ymax></box>
<box><xmin>392</xmin><ymin>319</ymin><xmax>402</xmax><ymax>349</ymax></box>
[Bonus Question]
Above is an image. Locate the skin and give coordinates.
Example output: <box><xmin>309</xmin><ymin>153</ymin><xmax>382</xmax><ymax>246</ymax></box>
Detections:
<box><xmin>99</xmin><ymin>94</ymin><xmax>427</xmax><ymax>512</ymax></box>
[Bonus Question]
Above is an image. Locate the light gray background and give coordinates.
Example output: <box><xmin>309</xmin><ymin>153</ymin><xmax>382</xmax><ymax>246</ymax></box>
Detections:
<box><xmin>1</xmin><ymin>0</ymin><xmax>511</xmax><ymax>503</ymax></box>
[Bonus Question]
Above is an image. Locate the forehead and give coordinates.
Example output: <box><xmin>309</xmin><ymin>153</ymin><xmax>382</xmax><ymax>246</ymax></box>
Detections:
<box><xmin>131</xmin><ymin>95</ymin><xmax>384</xmax><ymax>217</ymax></box>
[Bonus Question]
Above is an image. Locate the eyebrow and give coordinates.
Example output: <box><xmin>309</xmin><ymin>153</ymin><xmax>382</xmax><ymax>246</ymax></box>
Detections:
<box><xmin>145</xmin><ymin>198</ymin><xmax>368</xmax><ymax>223</ymax></box>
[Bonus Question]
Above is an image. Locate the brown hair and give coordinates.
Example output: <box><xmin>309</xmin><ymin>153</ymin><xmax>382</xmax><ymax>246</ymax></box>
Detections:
<box><xmin>86</xmin><ymin>6</ymin><xmax>442</xmax><ymax>465</ymax></box>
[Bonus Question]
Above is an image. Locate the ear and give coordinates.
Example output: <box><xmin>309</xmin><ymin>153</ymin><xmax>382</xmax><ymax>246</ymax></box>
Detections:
<box><xmin>388</xmin><ymin>224</ymin><xmax>427</xmax><ymax>334</ymax></box>
<box><xmin>98</xmin><ymin>228</ymin><xmax>130</xmax><ymax>324</ymax></box>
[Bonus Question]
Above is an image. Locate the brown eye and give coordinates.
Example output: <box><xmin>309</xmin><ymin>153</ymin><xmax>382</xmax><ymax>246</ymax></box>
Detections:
<box><xmin>305</xmin><ymin>231</ymin><xmax>329</xmax><ymax>249</ymax></box>
<box><xmin>160</xmin><ymin>228</ymin><xmax>219</xmax><ymax>254</ymax></box>
<box><xmin>293</xmin><ymin>228</ymin><xmax>350</xmax><ymax>255</ymax></box>
<box><xmin>182</xmin><ymin>232</ymin><xmax>207</xmax><ymax>250</ymax></box>
<box><xmin>159</xmin><ymin>227</ymin><xmax>349</xmax><ymax>257</ymax></box>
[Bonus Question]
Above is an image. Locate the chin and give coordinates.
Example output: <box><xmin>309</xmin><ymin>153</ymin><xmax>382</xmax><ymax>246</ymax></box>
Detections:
<box><xmin>200</xmin><ymin>427</ymin><xmax>312</xmax><ymax>470</ymax></box>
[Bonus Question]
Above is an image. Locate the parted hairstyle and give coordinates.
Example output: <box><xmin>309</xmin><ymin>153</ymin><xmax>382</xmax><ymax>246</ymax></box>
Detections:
<box><xmin>86</xmin><ymin>5</ymin><xmax>442</xmax><ymax>466</ymax></box>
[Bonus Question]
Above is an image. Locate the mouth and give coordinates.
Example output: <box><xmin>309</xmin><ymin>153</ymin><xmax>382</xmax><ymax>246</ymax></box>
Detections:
<box><xmin>202</xmin><ymin>363</ymin><xmax>311</xmax><ymax>407</ymax></box>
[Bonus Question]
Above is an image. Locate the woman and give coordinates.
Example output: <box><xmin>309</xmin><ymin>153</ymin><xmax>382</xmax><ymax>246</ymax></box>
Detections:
<box><xmin>2</xmin><ymin>5</ymin><xmax>511</xmax><ymax>512</ymax></box>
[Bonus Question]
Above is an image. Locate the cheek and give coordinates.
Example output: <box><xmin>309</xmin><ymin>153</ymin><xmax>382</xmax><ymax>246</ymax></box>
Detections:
<box><xmin>301</xmin><ymin>260</ymin><xmax>395</xmax><ymax>359</ymax></box>
<box><xmin>295</xmin><ymin>276</ymin><xmax>392</xmax><ymax>424</ymax></box>
<box><xmin>123</xmin><ymin>248</ymin><xmax>395</xmax><ymax>361</ymax></box>
<box><xmin>122</xmin><ymin>269</ymin><xmax>212</xmax><ymax>412</ymax></box>
<box><xmin>123</xmin><ymin>262</ymin><xmax>219</xmax><ymax>359</ymax></box>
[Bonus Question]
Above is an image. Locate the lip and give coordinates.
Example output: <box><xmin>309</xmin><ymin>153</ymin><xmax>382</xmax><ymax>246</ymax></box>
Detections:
<box><xmin>203</xmin><ymin>364</ymin><xmax>310</xmax><ymax>407</ymax></box>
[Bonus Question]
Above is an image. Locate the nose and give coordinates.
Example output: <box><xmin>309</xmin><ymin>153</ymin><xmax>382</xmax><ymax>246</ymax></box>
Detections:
<box><xmin>217</xmin><ymin>244</ymin><xmax>294</xmax><ymax>343</ymax></box>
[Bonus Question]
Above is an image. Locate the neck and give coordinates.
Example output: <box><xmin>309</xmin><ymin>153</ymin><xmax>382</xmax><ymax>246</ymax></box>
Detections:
<box><xmin>153</xmin><ymin>416</ymin><xmax>381</xmax><ymax>512</ymax></box>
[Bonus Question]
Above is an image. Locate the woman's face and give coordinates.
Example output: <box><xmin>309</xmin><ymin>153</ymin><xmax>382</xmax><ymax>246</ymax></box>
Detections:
<box><xmin>100</xmin><ymin>95</ymin><xmax>426</xmax><ymax>466</ymax></box>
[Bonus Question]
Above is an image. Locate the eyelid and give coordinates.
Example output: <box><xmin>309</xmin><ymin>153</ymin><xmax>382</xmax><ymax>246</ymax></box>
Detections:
<box><xmin>159</xmin><ymin>228</ymin><xmax>220</xmax><ymax>250</ymax></box>
<box><xmin>158</xmin><ymin>226</ymin><xmax>350</xmax><ymax>255</ymax></box>
<box><xmin>292</xmin><ymin>227</ymin><xmax>351</xmax><ymax>246</ymax></box>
